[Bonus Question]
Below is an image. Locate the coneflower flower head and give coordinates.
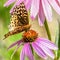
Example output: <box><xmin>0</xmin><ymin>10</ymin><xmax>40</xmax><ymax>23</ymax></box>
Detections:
<box><xmin>8</xmin><ymin>30</ymin><xmax>58</xmax><ymax>60</ymax></box>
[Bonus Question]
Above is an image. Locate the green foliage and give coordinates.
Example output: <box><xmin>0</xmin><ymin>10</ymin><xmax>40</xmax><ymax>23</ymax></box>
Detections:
<box><xmin>0</xmin><ymin>0</ymin><xmax>22</xmax><ymax>60</ymax></box>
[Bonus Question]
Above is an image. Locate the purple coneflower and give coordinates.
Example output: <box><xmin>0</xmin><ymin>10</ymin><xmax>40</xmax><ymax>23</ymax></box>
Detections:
<box><xmin>30</xmin><ymin>0</ymin><xmax>60</xmax><ymax>26</ymax></box>
<box><xmin>4</xmin><ymin>0</ymin><xmax>60</xmax><ymax>26</ymax></box>
<box><xmin>4</xmin><ymin>0</ymin><xmax>32</xmax><ymax>13</ymax></box>
<box><xmin>8</xmin><ymin>30</ymin><xmax>58</xmax><ymax>60</ymax></box>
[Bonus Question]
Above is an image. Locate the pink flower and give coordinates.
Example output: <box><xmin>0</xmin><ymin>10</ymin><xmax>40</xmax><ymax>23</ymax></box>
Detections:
<box><xmin>30</xmin><ymin>0</ymin><xmax>60</xmax><ymax>26</ymax></box>
<box><xmin>8</xmin><ymin>30</ymin><xmax>58</xmax><ymax>60</ymax></box>
<box><xmin>4</xmin><ymin>0</ymin><xmax>32</xmax><ymax>13</ymax></box>
<box><xmin>56</xmin><ymin>0</ymin><xmax>60</xmax><ymax>7</ymax></box>
<box><xmin>4</xmin><ymin>0</ymin><xmax>60</xmax><ymax>26</ymax></box>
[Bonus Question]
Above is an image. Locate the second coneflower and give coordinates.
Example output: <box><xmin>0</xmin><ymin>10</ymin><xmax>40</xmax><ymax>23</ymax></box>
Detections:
<box><xmin>8</xmin><ymin>30</ymin><xmax>58</xmax><ymax>60</ymax></box>
<box><xmin>4</xmin><ymin>0</ymin><xmax>60</xmax><ymax>26</ymax></box>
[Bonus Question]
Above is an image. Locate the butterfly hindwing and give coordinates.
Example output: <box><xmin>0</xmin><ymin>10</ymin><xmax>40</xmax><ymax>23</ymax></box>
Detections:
<box><xmin>8</xmin><ymin>14</ymin><xmax>22</xmax><ymax>31</ymax></box>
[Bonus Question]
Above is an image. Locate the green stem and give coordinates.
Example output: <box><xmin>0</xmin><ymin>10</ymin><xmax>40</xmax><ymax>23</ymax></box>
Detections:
<box><xmin>30</xmin><ymin>44</ymin><xmax>34</xmax><ymax>55</ymax></box>
<box><xmin>55</xmin><ymin>20</ymin><xmax>60</xmax><ymax>60</ymax></box>
<box><xmin>44</xmin><ymin>19</ymin><xmax>51</xmax><ymax>40</ymax></box>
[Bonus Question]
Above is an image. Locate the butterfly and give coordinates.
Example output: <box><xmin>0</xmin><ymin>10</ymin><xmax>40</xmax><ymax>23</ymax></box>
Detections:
<box><xmin>3</xmin><ymin>2</ymin><xmax>31</xmax><ymax>40</ymax></box>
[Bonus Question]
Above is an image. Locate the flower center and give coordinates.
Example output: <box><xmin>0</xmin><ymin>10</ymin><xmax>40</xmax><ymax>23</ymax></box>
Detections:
<box><xmin>23</xmin><ymin>30</ymin><xmax>38</xmax><ymax>42</ymax></box>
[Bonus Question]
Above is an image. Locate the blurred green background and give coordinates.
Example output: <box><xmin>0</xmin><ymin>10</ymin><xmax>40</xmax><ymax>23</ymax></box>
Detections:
<box><xmin>0</xmin><ymin>0</ymin><xmax>22</xmax><ymax>60</ymax></box>
<box><xmin>0</xmin><ymin>0</ymin><xmax>60</xmax><ymax>60</ymax></box>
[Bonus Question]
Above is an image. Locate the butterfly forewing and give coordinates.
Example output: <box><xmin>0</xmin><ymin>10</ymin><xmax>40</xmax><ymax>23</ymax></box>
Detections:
<box><xmin>12</xmin><ymin>2</ymin><xmax>29</xmax><ymax>25</ymax></box>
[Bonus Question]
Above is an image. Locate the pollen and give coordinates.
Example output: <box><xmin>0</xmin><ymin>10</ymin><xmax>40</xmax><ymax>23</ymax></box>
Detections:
<box><xmin>23</xmin><ymin>30</ymin><xmax>38</xmax><ymax>42</ymax></box>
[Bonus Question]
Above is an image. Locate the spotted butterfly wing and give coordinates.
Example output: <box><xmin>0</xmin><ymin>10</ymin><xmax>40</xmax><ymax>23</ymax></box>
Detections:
<box><xmin>3</xmin><ymin>2</ymin><xmax>31</xmax><ymax>40</ymax></box>
<box><xmin>12</xmin><ymin>2</ymin><xmax>29</xmax><ymax>25</ymax></box>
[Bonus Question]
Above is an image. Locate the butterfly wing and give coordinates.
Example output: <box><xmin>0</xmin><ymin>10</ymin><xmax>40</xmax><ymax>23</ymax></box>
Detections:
<box><xmin>12</xmin><ymin>2</ymin><xmax>29</xmax><ymax>25</ymax></box>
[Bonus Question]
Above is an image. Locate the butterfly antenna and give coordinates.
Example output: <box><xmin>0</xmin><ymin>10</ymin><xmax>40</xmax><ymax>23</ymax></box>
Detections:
<box><xmin>0</xmin><ymin>36</ymin><xmax>6</xmax><ymax>40</ymax></box>
<box><xmin>3</xmin><ymin>37</ymin><xmax>6</xmax><ymax>40</ymax></box>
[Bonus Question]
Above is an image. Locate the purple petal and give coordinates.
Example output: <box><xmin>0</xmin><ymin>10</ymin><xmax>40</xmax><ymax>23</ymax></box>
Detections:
<box><xmin>8</xmin><ymin>40</ymin><xmax>22</xmax><ymax>50</ymax></box>
<box><xmin>58</xmin><ymin>0</ymin><xmax>60</xmax><ymax>3</ymax></box>
<box><xmin>40</xmin><ymin>44</ymin><xmax>55</xmax><ymax>59</ymax></box>
<box><xmin>14</xmin><ymin>0</ymin><xmax>24</xmax><ymax>6</ymax></box>
<box><xmin>32</xmin><ymin>42</ymin><xmax>47</xmax><ymax>59</ymax></box>
<box><xmin>36</xmin><ymin>38</ymin><xmax>58</xmax><ymax>50</ymax></box>
<box><xmin>24</xmin><ymin>43</ymin><xmax>34</xmax><ymax>60</ymax></box>
<box><xmin>11</xmin><ymin>44</ymin><xmax>21</xmax><ymax>59</ymax></box>
<box><xmin>30</xmin><ymin>0</ymin><xmax>39</xmax><ymax>20</ymax></box>
<box><xmin>48</xmin><ymin>0</ymin><xmax>60</xmax><ymax>15</ymax></box>
<box><xmin>20</xmin><ymin>46</ymin><xmax>25</xmax><ymax>60</ymax></box>
<box><xmin>4</xmin><ymin>0</ymin><xmax>16</xmax><ymax>7</ymax></box>
<box><xmin>42</xmin><ymin>0</ymin><xmax>52</xmax><ymax>21</ymax></box>
<box><xmin>56</xmin><ymin>0</ymin><xmax>60</xmax><ymax>6</ymax></box>
<box><xmin>10</xmin><ymin>0</ymin><xmax>24</xmax><ymax>13</ymax></box>
<box><xmin>58</xmin><ymin>0</ymin><xmax>60</xmax><ymax>4</ymax></box>
<box><xmin>58</xmin><ymin>0</ymin><xmax>60</xmax><ymax>6</ymax></box>
<box><xmin>34</xmin><ymin>41</ymin><xmax>55</xmax><ymax>59</ymax></box>
<box><xmin>38</xmin><ymin>0</ymin><xmax>45</xmax><ymax>26</ymax></box>
<box><xmin>24</xmin><ymin>0</ymin><xmax>32</xmax><ymax>10</ymax></box>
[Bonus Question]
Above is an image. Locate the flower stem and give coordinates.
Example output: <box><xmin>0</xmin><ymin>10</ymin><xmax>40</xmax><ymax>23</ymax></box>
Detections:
<box><xmin>44</xmin><ymin>19</ymin><xmax>51</xmax><ymax>40</ymax></box>
<box><xmin>30</xmin><ymin>44</ymin><xmax>34</xmax><ymax>55</ymax></box>
<box><xmin>55</xmin><ymin>19</ymin><xmax>60</xmax><ymax>60</ymax></box>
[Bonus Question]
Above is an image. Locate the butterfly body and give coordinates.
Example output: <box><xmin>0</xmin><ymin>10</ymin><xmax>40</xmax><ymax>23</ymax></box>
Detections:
<box><xmin>4</xmin><ymin>25</ymin><xmax>31</xmax><ymax>39</ymax></box>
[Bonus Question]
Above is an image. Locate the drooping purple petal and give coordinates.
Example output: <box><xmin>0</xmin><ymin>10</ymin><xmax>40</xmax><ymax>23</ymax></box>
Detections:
<box><xmin>32</xmin><ymin>42</ymin><xmax>47</xmax><ymax>59</ymax></box>
<box><xmin>36</xmin><ymin>38</ymin><xmax>58</xmax><ymax>50</ymax></box>
<box><xmin>34</xmin><ymin>41</ymin><xmax>55</xmax><ymax>59</ymax></box>
<box><xmin>30</xmin><ymin>0</ymin><xmax>39</xmax><ymax>20</ymax></box>
<box><xmin>58</xmin><ymin>0</ymin><xmax>60</xmax><ymax>4</ymax></box>
<box><xmin>10</xmin><ymin>0</ymin><xmax>24</xmax><ymax>13</ymax></box>
<box><xmin>56</xmin><ymin>0</ymin><xmax>60</xmax><ymax>6</ymax></box>
<box><xmin>24</xmin><ymin>0</ymin><xmax>32</xmax><ymax>10</ymax></box>
<box><xmin>42</xmin><ymin>0</ymin><xmax>52</xmax><ymax>21</ymax></box>
<box><xmin>40</xmin><ymin>44</ymin><xmax>55</xmax><ymax>59</ymax></box>
<box><xmin>4</xmin><ymin>0</ymin><xmax>16</xmax><ymax>7</ymax></box>
<box><xmin>11</xmin><ymin>44</ymin><xmax>21</xmax><ymax>59</ymax></box>
<box><xmin>20</xmin><ymin>46</ymin><xmax>25</xmax><ymax>60</ymax></box>
<box><xmin>24</xmin><ymin>43</ymin><xmax>34</xmax><ymax>60</ymax></box>
<box><xmin>48</xmin><ymin>0</ymin><xmax>60</xmax><ymax>15</ymax></box>
<box><xmin>38</xmin><ymin>0</ymin><xmax>45</xmax><ymax>26</ymax></box>
<box><xmin>8</xmin><ymin>40</ymin><xmax>22</xmax><ymax>50</ymax></box>
<box><xmin>14</xmin><ymin>0</ymin><xmax>24</xmax><ymax>6</ymax></box>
